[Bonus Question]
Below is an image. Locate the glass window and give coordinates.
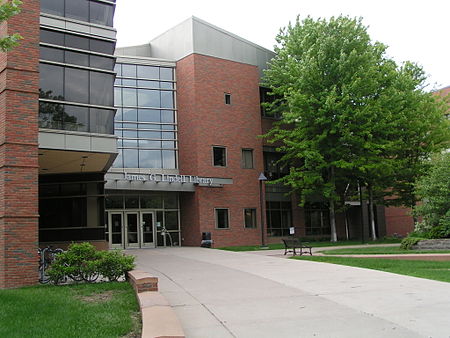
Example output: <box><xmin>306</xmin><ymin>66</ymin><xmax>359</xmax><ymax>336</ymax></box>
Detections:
<box><xmin>141</xmin><ymin>195</ymin><xmax>162</xmax><ymax>209</ymax></box>
<box><xmin>64</xmin><ymin>105</ymin><xmax>89</xmax><ymax>132</ymax></box>
<box><xmin>138</xmin><ymin>109</ymin><xmax>160</xmax><ymax>123</ymax></box>
<box><xmin>90</xmin><ymin>55</ymin><xmax>114</xmax><ymax>70</ymax></box>
<box><xmin>161</xmin><ymin>91</ymin><xmax>174</xmax><ymax>108</ymax></box>
<box><xmin>139</xmin><ymin>140</ymin><xmax>161</xmax><ymax>148</ymax></box>
<box><xmin>137</xmin><ymin>65</ymin><xmax>159</xmax><ymax>79</ymax></box>
<box><xmin>41</xmin><ymin>0</ymin><xmax>64</xmax><ymax>17</ymax></box>
<box><xmin>161</xmin><ymin>110</ymin><xmax>174</xmax><ymax>123</ymax></box>
<box><xmin>123</xmin><ymin>149</ymin><xmax>138</xmax><ymax>167</ymax></box>
<box><xmin>137</xmin><ymin>80</ymin><xmax>159</xmax><ymax>88</ymax></box>
<box><xmin>66</xmin><ymin>0</ymin><xmax>89</xmax><ymax>22</ymax></box>
<box><xmin>114</xmin><ymin>87</ymin><xmax>122</xmax><ymax>106</ymax></box>
<box><xmin>40</xmin><ymin>29</ymin><xmax>64</xmax><ymax>45</ymax></box>
<box><xmin>244</xmin><ymin>208</ymin><xmax>257</xmax><ymax>228</ymax></box>
<box><xmin>39</xmin><ymin>63</ymin><xmax>64</xmax><ymax>100</ymax></box>
<box><xmin>122</xmin><ymin>88</ymin><xmax>137</xmax><ymax>106</ymax></box>
<box><xmin>65</xmin><ymin>68</ymin><xmax>89</xmax><ymax>103</ymax></box>
<box><xmin>215</xmin><ymin>209</ymin><xmax>229</xmax><ymax>229</ymax></box>
<box><xmin>114</xmin><ymin>63</ymin><xmax>122</xmax><ymax>76</ymax></box>
<box><xmin>164</xmin><ymin>211</ymin><xmax>178</xmax><ymax>230</ymax></box>
<box><xmin>90</xmin><ymin>72</ymin><xmax>114</xmax><ymax>106</ymax></box>
<box><xmin>138</xmin><ymin>89</ymin><xmax>160</xmax><ymax>107</ymax></box>
<box><xmin>162</xmin><ymin>151</ymin><xmax>176</xmax><ymax>169</ymax></box>
<box><xmin>242</xmin><ymin>149</ymin><xmax>254</xmax><ymax>169</ymax></box>
<box><xmin>122</xmin><ymin>108</ymin><xmax>137</xmax><ymax>121</ymax></box>
<box><xmin>89</xmin><ymin>1</ymin><xmax>114</xmax><ymax>26</ymax></box>
<box><xmin>90</xmin><ymin>108</ymin><xmax>114</xmax><ymax>134</ymax></box>
<box><xmin>160</xmin><ymin>67</ymin><xmax>173</xmax><ymax>81</ymax></box>
<box><xmin>105</xmin><ymin>196</ymin><xmax>123</xmax><ymax>209</ymax></box>
<box><xmin>40</xmin><ymin>46</ymin><xmax>64</xmax><ymax>62</ymax></box>
<box><xmin>213</xmin><ymin>146</ymin><xmax>226</xmax><ymax>167</ymax></box>
<box><xmin>122</xmin><ymin>64</ymin><xmax>137</xmax><ymax>78</ymax></box>
<box><xmin>65</xmin><ymin>34</ymin><xmax>89</xmax><ymax>50</ymax></box>
<box><xmin>225</xmin><ymin>93</ymin><xmax>231</xmax><ymax>105</ymax></box>
<box><xmin>122</xmin><ymin>78</ymin><xmax>137</xmax><ymax>86</ymax></box>
<box><xmin>112</xmin><ymin>149</ymin><xmax>123</xmax><ymax>168</ymax></box>
<box><xmin>39</xmin><ymin>102</ymin><xmax>64</xmax><ymax>129</ymax></box>
<box><xmin>65</xmin><ymin>51</ymin><xmax>89</xmax><ymax>66</ymax></box>
<box><xmin>125</xmin><ymin>196</ymin><xmax>139</xmax><ymax>209</ymax></box>
<box><xmin>164</xmin><ymin>195</ymin><xmax>178</xmax><ymax>209</ymax></box>
<box><xmin>161</xmin><ymin>131</ymin><xmax>175</xmax><ymax>140</ymax></box>
<box><xmin>160</xmin><ymin>82</ymin><xmax>174</xmax><ymax>90</ymax></box>
<box><xmin>139</xmin><ymin>150</ymin><xmax>161</xmax><ymax>168</ymax></box>
<box><xmin>90</xmin><ymin>39</ymin><xmax>115</xmax><ymax>54</ymax></box>
<box><xmin>266</xmin><ymin>200</ymin><xmax>292</xmax><ymax>236</ymax></box>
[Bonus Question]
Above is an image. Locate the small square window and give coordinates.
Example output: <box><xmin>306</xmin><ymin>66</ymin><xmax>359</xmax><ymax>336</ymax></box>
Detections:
<box><xmin>213</xmin><ymin>146</ymin><xmax>226</xmax><ymax>167</ymax></box>
<box><xmin>215</xmin><ymin>208</ymin><xmax>229</xmax><ymax>229</ymax></box>
<box><xmin>224</xmin><ymin>93</ymin><xmax>231</xmax><ymax>105</ymax></box>
<box><xmin>242</xmin><ymin>149</ymin><xmax>254</xmax><ymax>169</ymax></box>
<box><xmin>244</xmin><ymin>208</ymin><xmax>257</xmax><ymax>228</ymax></box>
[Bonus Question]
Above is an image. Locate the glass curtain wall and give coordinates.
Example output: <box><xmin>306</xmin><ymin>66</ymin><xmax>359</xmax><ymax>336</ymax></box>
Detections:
<box><xmin>38</xmin><ymin>1</ymin><xmax>116</xmax><ymax>134</ymax></box>
<box><xmin>113</xmin><ymin>62</ymin><xmax>177</xmax><ymax>169</ymax></box>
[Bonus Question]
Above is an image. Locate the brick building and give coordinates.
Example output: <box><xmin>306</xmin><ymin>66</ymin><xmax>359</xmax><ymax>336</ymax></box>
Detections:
<box><xmin>1</xmin><ymin>5</ymin><xmax>417</xmax><ymax>288</ymax></box>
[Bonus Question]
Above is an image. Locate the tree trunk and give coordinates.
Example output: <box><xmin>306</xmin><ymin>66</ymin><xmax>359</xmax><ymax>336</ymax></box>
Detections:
<box><xmin>329</xmin><ymin>198</ymin><xmax>337</xmax><ymax>242</ymax></box>
<box><xmin>368</xmin><ymin>184</ymin><xmax>377</xmax><ymax>240</ymax></box>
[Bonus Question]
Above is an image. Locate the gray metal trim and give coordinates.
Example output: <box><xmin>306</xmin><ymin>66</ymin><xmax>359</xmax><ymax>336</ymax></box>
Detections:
<box><xmin>39</xmin><ymin>59</ymin><xmax>115</xmax><ymax>75</ymax></box>
<box><xmin>39</xmin><ymin>98</ymin><xmax>116</xmax><ymax>111</ymax></box>
<box><xmin>116</xmin><ymin>55</ymin><xmax>176</xmax><ymax>67</ymax></box>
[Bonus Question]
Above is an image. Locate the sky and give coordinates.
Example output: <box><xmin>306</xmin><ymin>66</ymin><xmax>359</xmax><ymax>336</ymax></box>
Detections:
<box><xmin>114</xmin><ymin>0</ymin><xmax>449</xmax><ymax>90</ymax></box>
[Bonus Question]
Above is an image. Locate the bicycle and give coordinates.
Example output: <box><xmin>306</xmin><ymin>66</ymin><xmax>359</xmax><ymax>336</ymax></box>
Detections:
<box><xmin>38</xmin><ymin>246</ymin><xmax>64</xmax><ymax>284</ymax></box>
<box><xmin>160</xmin><ymin>226</ymin><xmax>173</xmax><ymax>247</ymax></box>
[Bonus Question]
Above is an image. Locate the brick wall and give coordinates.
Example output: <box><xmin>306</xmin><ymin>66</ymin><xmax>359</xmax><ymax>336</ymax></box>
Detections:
<box><xmin>385</xmin><ymin>206</ymin><xmax>414</xmax><ymax>237</ymax></box>
<box><xmin>177</xmin><ymin>54</ymin><xmax>265</xmax><ymax>247</ymax></box>
<box><xmin>0</xmin><ymin>0</ymin><xmax>39</xmax><ymax>288</ymax></box>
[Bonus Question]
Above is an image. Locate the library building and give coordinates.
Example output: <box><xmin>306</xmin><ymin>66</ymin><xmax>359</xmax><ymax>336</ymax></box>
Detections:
<box><xmin>1</xmin><ymin>1</ymin><xmax>413</xmax><ymax>288</ymax></box>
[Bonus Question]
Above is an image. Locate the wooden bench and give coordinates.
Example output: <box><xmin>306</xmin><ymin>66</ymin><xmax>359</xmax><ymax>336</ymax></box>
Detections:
<box><xmin>282</xmin><ymin>238</ymin><xmax>312</xmax><ymax>256</ymax></box>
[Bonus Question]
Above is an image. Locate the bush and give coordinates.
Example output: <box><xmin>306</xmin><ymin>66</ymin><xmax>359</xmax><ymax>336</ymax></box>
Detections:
<box><xmin>98</xmin><ymin>250</ymin><xmax>135</xmax><ymax>282</ymax></box>
<box><xmin>48</xmin><ymin>243</ymin><xmax>135</xmax><ymax>284</ymax></box>
<box><xmin>400</xmin><ymin>237</ymin><xmax>424</xmax><ymax>250</ymax></box>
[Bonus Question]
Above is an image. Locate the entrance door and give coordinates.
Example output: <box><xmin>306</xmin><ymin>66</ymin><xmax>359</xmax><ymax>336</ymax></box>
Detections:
<box><xmin>125</xmin><ymin>212</ymin><xmax>140</xmax><ymax>248</ymax></box>
<box><xmin>140</xmin><ymin>212</ymin><xmax>155</xmax><ymax>248</ymax></box>
<box><xmin>109</xmin><ymin>212</ymin><xmax>124</xmax><ymax>249</ymax></box>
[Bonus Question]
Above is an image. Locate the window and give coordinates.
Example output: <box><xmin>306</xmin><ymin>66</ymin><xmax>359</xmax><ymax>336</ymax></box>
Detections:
<box><xmin>242</xmin><ymin>149</ymin><xmax>254</xmax><ymax>169</ymax></box>
<box><xmin>305</xmin><ymin>203</ymin><xmax>331</xmax><ymax>236</ymax></box>
<box><xmin>224</xmin><ymin>93</ymin><xmax>231</xmax><ymax>105</ymax></box>
<box><xmin>215</xmin><ymin>209</ymin><xmax>229</xmax><ymax>229</ymax></box>
<box><xmin>266</xmin><ymin>200</ymin><xmax>292</xmax><ymax>236</ymax></box>
<box><xmin>213</xmin><ymin>146</ymin><xmax>226</xmax><ymax>167</ymax></box>
<box><xmin>244</xmin><ymin>208</ymin><xmax>257</xmax><ymax>228</ymax></box>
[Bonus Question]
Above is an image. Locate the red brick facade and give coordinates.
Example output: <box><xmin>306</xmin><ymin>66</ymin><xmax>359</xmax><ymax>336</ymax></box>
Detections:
<box><xmin>0</xmin><ymin>0</ymin><xmax>40</xmax><ymax>288</ymax></box>
<box><xmin>384</xmin><ymin>206</ymin><xmax>414</xmax><ymax>237</ymax></box>
<box><xmin>177</xmin><ymin>54</ymin><xmax>265</xmax><ymax>247</ymax></box>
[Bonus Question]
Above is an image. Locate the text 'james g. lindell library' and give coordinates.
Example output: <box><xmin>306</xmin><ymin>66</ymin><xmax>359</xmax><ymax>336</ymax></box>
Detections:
<box><xmin>0</xmin><ymin>1</ymin><xmax>411</xmax><ymax>288</ymax></box>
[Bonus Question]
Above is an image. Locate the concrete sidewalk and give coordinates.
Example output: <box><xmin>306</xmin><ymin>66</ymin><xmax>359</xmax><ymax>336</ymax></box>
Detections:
<box><xmin>130</xmin><ymin>247</ymin><xmax>450</xmax><ymax>338</ymax></box>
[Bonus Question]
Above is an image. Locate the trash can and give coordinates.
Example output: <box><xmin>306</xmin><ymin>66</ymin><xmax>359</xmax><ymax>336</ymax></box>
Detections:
<box><xmin>201</xmin><ymin>232</ymin><xmax>213</xmax><ymax>248</ymax></box>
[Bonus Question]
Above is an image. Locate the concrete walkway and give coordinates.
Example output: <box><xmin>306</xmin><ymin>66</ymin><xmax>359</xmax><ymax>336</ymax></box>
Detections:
<box><xmin>130</xmin><ymin>247</ymin><xmax>450</xmax><ymax>338</ymax></box>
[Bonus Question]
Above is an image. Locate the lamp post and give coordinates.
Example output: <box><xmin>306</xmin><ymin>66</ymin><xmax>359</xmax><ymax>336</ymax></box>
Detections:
<box><xmin>258</xmin><ymin>172</ymin><xmax>268</xmax><ymax>248</ymax></box>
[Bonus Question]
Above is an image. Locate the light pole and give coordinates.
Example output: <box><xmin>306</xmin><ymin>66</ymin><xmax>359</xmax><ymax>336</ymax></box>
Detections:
<box><xmin>258</xmin><ymin>172</ymin><xmax>268</xmax><ymax>248</ymax></box>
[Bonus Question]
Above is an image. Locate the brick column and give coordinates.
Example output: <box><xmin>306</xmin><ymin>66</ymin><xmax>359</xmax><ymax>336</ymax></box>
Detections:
<box><xmin>0</xmin><ymin>0</ymin><xmax>40</xmax><ymax>288</ymax></box>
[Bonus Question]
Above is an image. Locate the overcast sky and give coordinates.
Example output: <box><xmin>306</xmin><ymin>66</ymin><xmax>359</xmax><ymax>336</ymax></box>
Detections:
<box><xmin>115</xmin><ymin>0</ymin><xmax>449</xmax><ymax>90</ymax></box>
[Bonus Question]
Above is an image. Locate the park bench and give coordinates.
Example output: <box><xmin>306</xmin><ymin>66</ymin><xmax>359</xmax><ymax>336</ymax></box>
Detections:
<box><xmin>282</xmin><ymin>238</ymin><xmax>312</xmax><ymax>256</ymax></box>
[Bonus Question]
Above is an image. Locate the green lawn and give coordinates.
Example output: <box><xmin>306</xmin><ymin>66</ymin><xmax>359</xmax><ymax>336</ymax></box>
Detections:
<box><xmin>293</xmin><ymin>256</ymin><xmax>450</xmax><ymax>283</ymax></box>
<box><xmin>0</xmin><ymin>282</ymin><xmax>140</xmax><ymax>338</ymax></box>
<box><xmin>218</xmin><ymin>238</ymin><xmax>401</xmax><ymax>252</ymax></box>
<box><xmin>321</xmin><ymin>246</ymin><xmax>450</xmax><ymax>255</ymax></box>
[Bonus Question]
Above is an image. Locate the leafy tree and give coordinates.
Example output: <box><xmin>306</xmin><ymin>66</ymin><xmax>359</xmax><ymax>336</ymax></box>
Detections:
<box><xmin>0</xmin><ymin>0</ymin><xmax>22</xmax><ymax>52</ymax></box>
<box><xmin>413</xmin><ymin>153</ymin><xmax>450</xmax><ymax>238</ymax></box>
<box><xmin>263</xmin><ymin>16</ymin><xmax>449</xmax><ymax>241</ymax></box>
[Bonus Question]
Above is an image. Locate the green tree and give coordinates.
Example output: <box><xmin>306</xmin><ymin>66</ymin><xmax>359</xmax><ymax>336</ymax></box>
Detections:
<box><xmin>413</xmin><ymin>153</ymin><xmax>450</xmax><ymax>238</ymax></box>
<box><xmin>263</xmin><ymin>16</ymin><xmax>449</xmax><ymax>241</ymax></box>
<box><xmin>0</xmin><ymin>0</ymin><xmax>22</xmax><ymax>52</ymax></box>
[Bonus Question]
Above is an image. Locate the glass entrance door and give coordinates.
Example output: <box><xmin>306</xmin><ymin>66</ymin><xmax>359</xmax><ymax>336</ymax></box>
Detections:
<box><xmin>140</xmin><ymin>212</ymin><xmax>155</xmax><ymax>248</ymax></box>
<box><xmin>108</xmin><ymin>212</ymin><xmax>123</xmax><ymax>249</ymax></box>
<box><xmin>125</xmin><ymin>212</ymin><xmax>139</xmax><ymax>248</ymax></box>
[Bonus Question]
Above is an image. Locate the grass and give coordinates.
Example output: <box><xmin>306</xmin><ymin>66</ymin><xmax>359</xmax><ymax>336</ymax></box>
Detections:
<box><xmin>218</xmin><ymin>238</ymin><xmax>402</xmax><ymax>252</ymax></box>
<box><xmin>321</xmin><ymin>246</ymin><xmax>450</xmax><ymax>255</ymax></box>
<box><xmin>293</xmin><ymin>256</ymin><xmax>450</xmax><ymax>283</ymax></box>
<box><xmin>0</xmin><ymin>282</ymin><xmax>140</xmax><ymax>338</ymax></box>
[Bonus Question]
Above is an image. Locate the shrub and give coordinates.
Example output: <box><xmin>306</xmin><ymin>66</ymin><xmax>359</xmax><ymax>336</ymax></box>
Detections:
<box><xmin>98</xmin><ymin>250</ymin><xmax>135</xmax><ymax>282</ymax></box>
<box><xmin>48</xmin><ymin>243</ymin><xmax>135</xmax><ymax>284</ymax></box>
<box><xmin>400</xmin><ymin>237</ymin><xmax>424</xmax><ymax>250</ymax></box>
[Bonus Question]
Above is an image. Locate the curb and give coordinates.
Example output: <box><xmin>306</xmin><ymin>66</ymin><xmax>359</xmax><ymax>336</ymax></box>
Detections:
<box><xmin>128</xmin><ymin>270</ymin><xmax>185</xmax><ymax>338</ymax></box>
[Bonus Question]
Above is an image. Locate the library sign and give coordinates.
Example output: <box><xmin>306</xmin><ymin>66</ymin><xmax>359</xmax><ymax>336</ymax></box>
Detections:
<box><xmin>123</xmin><ymin>172</ymin><xmax>214</xmax><ymax>185</ymax></box>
